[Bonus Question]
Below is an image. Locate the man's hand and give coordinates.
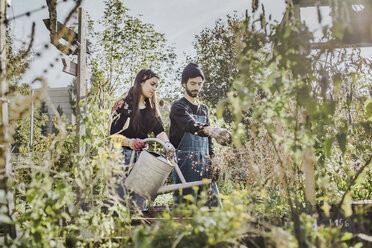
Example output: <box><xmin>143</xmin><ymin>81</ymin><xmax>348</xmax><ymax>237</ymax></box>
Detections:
<box><xmin>204</xmin><ymin>126</ymin><xmax>232</xmax><ymax>146</ymax></box>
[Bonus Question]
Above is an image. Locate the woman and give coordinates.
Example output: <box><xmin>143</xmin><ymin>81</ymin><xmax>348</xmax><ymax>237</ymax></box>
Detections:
<box><xmin>110</xmin><ymin>69</ymin><xmax>174</xmax><ymax>210</ymax></box>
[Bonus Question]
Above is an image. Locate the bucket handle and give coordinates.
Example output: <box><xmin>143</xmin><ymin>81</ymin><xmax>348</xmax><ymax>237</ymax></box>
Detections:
<box><xmin>127</xmin><ymin>138</ymin><xmax>213</xmax><ymax>197</ymax></box>
<box><xmin>129</xmin><ymin>138</ymin><xmax>168</xmax><ymax>167</ymax></box>
<box><xmin>128</xmin><ymin>138</ymin><xmax>186</xmax><ymax>183</ymax></box>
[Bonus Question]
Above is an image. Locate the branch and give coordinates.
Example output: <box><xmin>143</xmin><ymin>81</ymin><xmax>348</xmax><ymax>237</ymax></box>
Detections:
<box><xmin>6</xmin><ymin>23</ymin><xmax>35</xmax><ymax>82</ymax></box>
<box><xmin>63</xmin><ymin>0</ymin><xmax>82</xmax><ymax>26</ymax></box>
<box><xmin>335</xmin><ymin>155</ymin><xmax>372</xmax><ymax>217</ymax></box>
<box><xmin>264</xmin><ymin>123</ymin><xmax>307</xmax><ymax>248</ymax></box>
<box><xmin>19</xmin><ymin>22</ymin><xmax>35</xmax><ymax>60</ymax></box>
<box><xmin>45</xmin><ymin>0</ymin><xmax>57</xmax><ymax>35</ymax></box>
<box><xmin>12</xmin><ymin>77</ymin><xmax>47</xmax><ymax>121</ymax></box>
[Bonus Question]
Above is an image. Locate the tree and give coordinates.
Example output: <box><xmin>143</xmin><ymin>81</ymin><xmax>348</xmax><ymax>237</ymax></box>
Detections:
<box><xmin>193</xmin><ymin>13</ymin><xmax>246</xmax><ymax>123</ymax></box>
<box><xmin>90</xmin><ymin>0</ymin><xmax>177</xmax><ymax>99</ymax></box>
<box><xmin>226</xmin><ymin>2</ymin><xmax>372</xmax><ymax>246</ymax></box>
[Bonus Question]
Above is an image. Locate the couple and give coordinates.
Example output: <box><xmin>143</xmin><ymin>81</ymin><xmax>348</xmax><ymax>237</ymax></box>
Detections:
<box><xmin>110</xmin><ymin>63</ymin><xmax>231</xmax><ymax>210</ymax></box>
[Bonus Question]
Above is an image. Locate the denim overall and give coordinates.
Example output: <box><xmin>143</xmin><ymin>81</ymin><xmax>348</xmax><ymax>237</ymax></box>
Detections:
<box><xmin>173</xmin><ymin>110</ymin><xmax>219</xmax><ymax>207</ymax></box>
<box><xmin>113</xmin><ymin>148</ymin><xmax>147</xmax><ymax>210</ymax></box>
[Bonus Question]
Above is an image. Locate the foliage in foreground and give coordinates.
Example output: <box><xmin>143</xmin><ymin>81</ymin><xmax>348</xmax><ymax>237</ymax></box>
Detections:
<box><xmin>1</xmin><ymin>0</ymin><xmax>372</xmax><ymax>247</ymax></box>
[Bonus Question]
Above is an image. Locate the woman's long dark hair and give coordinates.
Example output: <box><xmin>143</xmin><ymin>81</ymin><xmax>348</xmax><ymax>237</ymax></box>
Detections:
<box><xmin>127</xmin><ymin>69</ymin><xmax>162</xmax><ymax>135</ymax></box>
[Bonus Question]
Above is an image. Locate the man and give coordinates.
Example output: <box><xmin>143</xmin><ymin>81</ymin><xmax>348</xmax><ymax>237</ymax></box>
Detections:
<box><xmin>169</xmin><ymin>63</ymin><xmax>231</xmax><ymax>207</ymax></box>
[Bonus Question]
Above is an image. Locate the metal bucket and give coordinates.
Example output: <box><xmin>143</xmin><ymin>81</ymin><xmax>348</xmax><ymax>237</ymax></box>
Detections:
<box><xmin>124</xmin><ymin>138</ymin><xmax>211</xmax><ymax>201</ymax></box>
<box><xmin>124</xmin><ymin>139</ymin><xmax>173</xmax><ymax>200</ymax></box>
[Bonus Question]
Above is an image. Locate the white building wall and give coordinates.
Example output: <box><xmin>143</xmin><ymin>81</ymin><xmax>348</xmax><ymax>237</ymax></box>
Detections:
<box><xmin>36</xmin><ymin>87</ymin><xmax>74</xmax><ymax>134</ymax></box>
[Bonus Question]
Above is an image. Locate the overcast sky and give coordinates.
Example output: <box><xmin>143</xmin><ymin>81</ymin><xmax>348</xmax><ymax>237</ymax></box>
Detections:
<box><xmin>8</xmin><ymin>0</ymin><xmax>288</xmax><ymax>88</ymax></box>
<box><xmin>9</xmin><ymin>0</ymin><xmax>370</xmax><ymax>89</ymax></box>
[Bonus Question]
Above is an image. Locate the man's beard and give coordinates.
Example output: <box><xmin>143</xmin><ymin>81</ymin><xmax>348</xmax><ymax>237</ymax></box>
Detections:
<box><xmin>186</xmin><ymin>86</ymin><xmax>199</xmax><ymax>98</ymax></box>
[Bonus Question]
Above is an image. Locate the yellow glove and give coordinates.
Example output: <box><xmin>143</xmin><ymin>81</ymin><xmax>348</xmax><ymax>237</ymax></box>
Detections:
<box><xmin>110</xmin><ymin>134</ymin><xmax>126</xmax><ymax>146</ymax></box>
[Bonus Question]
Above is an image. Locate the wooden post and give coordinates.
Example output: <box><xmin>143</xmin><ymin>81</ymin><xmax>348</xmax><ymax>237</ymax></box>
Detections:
<box><xmin>0</xmin><ymin>0</ymin><xmax>16</xmax><ymax>239</ymax></box>
<box><xmin>293</xmin><ymin>3</ymin><xmax>300</xmax><ymax>20</ymax></box>
<box><xmin>293</xmin><ymin>2</ymin><xmax>317</xmax><ymax>212</ymax></box>
<box><xmin>76</xmin><ymin>7</ymin><xmax>86</xmax><ymax>155</ymax></box>
<box><xmin>43</xmin><ymin>8</ymin><xmax>89</xmax><ymax>155</ymax></box>
<box><xmin>29</xmin><ymin>89</ymin><xmax>34</xmax><ymax>152</ymax></box>
<box><xmin>299</xmin><ymin>109</ymin><xmax>316</xmax><ymax>211</ymax></box>
<box><xmin>43</xmin><ymin>6</ymin><xmax>89</xmax><ymax>207</ymax></box>
<box><xmin>303</xmin><ymin>146</ymin><xmax>316</xmax><ymax>211</ymax></box>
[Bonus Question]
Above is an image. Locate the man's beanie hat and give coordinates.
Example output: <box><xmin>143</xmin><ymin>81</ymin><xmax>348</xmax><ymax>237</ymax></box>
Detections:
<box><xmin>181</xmin><ymin>63</ymin><xmax>205</xmax><ymax>84</ymax></box>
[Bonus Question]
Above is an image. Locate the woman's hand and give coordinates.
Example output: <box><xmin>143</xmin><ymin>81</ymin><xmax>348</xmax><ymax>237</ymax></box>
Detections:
<box><xmin>130</xmin><ymin>138</ymin><xmax>147</xmax><ymax>151</ymax></box>
<box><xmin>156</xmin><ymin>132</ymin><xmax>176</xmax><ymax>160</ymax></box>
<box><xmin>164</xmin><ymin>141</ymin><xmax>176</xmax><ymax>161</ymax></box>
